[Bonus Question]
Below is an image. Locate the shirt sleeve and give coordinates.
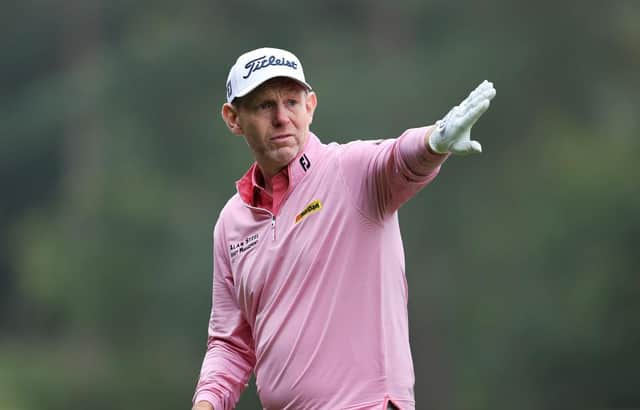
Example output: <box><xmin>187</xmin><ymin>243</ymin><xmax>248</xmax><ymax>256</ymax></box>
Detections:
<box><xmin>193</xmin><ymin>219</ymin><xmax>256</xmax><ymax>410</ymax></box>
<box><xmin>338</xmin><ymin>126</ymin><xmax>449</xmax><ymax>221</ymax></box>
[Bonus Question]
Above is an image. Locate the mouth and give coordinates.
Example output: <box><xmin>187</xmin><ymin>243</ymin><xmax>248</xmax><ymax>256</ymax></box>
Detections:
<box><xmin>271</xmin><ymin>134</ymin><xmax>293</xmax><ymax>141</ymax></box>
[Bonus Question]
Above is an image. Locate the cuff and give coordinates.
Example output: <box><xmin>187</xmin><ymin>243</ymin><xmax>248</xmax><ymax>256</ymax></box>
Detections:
<box><xmin>398</xmin><ymin>126</ymin><xmax>450</xmax><ymax>176</ymax></box>
<box><xmin>193</xmin><ymin>391</ymin><xmax>223</xmax><ymax>410</ymax></box>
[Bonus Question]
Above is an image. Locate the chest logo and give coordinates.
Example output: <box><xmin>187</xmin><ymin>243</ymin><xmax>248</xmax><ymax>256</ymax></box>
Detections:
<box><xmin>295</xmin><ymin>199</ymin><xmax>322</xmax><ymax>224</ymax></box>
<box><xmin>229</xmin><ymin>233</ymin><xmax>259</xmax><ymax>259</ymax></box>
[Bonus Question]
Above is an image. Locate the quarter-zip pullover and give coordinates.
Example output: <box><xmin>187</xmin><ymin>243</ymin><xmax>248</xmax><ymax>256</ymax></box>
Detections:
<box><xmin>194</xmin><ymin>126</ymin><xmax>448</xmax><ymax>410</ymax></box>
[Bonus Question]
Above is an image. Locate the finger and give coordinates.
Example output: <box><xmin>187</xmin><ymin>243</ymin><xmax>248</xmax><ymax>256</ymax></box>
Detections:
<box><xmin>470</xmin><ymin>81</ymin><xmax>491</xmax><ymax>98</ymax></box>
<box><xmin>460</xmin><ymin>99</ymin><xmax>490</xmax><ymax>128</ymax></box>
<box><xmin>460</xmin><ymin>83</ymin><xmax>484</xmax><ymax>106</ymax></box>
<box><xmin>464</xmin><ymin>81</ymin><xmax>495</xmax><ymax>112</ymax></box>
<box><xmin>469</xmin><ymin>140</ymin><xmax>482</xmax><ymax>153</ymax></box>
<box><xmin>451</xmin><ymin>139</ymin><xmax>482</xmax><ymax>155</ymax></box>
<box><xmin>459</xmin><ymin>82</ymin><xmax>492</xmax><ymax>113</ymax></box>
<box><xmin>481</xmin><ymin>82</ymin><xmax>496</xmax><ymax>102</ymax></box>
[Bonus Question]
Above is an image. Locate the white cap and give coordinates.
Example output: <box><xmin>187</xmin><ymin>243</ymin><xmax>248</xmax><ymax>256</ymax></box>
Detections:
<box><xmin>225</xmin><ymin>47</ymin><xmax>312</xmax><ymax>103</ymax></box>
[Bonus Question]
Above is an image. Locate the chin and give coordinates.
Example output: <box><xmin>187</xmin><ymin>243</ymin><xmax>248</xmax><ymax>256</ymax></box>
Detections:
<box><xmin>273</xmin><ymin>147</ymin><xmax>299</xmax><ymax>166</ymax></box>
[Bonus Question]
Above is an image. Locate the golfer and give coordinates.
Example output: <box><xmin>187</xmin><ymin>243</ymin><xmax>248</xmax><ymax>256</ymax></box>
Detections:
<box><xmin>192</xmin><ymin>47</ymin><xmax>496</xmax><ymax>410</ymax></box>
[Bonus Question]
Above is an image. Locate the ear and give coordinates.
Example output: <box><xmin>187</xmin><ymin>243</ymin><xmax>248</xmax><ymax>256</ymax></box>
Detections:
<box><xmin>306</xmin><ymin>91</ymin><xmax>318</xmax><ymax>125</ymax></box>
<box><xmin>221</xmin><ymin>103</ymin><xmax>244</xmax><ymax>135</ymax></box>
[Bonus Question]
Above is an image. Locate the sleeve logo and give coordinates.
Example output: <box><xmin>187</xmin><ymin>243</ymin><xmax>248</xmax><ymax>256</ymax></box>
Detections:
<box><xmin>295</xmin><ymin>199</ymin><xmax>322</xmax><ymax>224</ymax></box>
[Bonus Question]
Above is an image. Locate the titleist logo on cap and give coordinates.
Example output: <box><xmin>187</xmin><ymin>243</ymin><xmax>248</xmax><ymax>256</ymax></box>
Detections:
<box><xmin>243</xmin><ymin>55</ymin><xmax>298</xmax><ymax>79</ymax></box>
<box><xmin>225</xmin><ymin>47</ymin><xmax>311</xmax><ymax>103</ymax></box>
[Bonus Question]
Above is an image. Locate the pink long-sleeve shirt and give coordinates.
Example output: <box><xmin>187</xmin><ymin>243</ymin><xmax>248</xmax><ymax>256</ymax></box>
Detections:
<box><xmin>194</xmin><ymin>127</ymin><xmax>448</xmax><ymax>410</ymax></box>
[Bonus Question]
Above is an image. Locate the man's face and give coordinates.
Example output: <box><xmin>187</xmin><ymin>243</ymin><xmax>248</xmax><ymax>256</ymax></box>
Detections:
<box><xmin>222</xmin><ymin>78</ymin><xmax>317</xmax><ymax>177</ymax></box>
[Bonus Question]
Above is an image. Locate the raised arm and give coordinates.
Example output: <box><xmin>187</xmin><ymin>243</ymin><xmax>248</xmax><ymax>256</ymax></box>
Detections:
<box><xmin>338</xmin><ymin>81</ymin><xmax>496</xmax><ymax>221</ymax></box>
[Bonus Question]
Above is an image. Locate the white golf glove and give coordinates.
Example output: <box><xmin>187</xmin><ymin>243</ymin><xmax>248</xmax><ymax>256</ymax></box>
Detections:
<box><xmin>428</xmin><ymin>80</ymin><xmax>496</xmax><ymax>155</ymax></box>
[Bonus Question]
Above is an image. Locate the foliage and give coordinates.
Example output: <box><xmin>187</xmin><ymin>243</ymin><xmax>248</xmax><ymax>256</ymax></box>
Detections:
<box><xmin>1</xmin><ymin>0</ymin><xmax>638</xmax><ymax>408</ymax></box>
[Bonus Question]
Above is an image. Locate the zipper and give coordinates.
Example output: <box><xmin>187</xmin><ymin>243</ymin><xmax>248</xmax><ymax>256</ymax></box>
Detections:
<box><xmin>271</xmin><ymin>215</ymin><xmax>276</xmax><ymax>240</ymax></box>
<box><xmin>242</xmin><ymin>203</ymin><xmax>276</xmax><ymax>242</ymax></box>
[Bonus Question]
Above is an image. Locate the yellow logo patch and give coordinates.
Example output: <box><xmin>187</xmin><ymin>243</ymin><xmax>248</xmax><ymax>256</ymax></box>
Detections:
<box><xmin>295</xmin><ymin>199</ymin><xmax>322</xmax><ymax>223</ymax></box>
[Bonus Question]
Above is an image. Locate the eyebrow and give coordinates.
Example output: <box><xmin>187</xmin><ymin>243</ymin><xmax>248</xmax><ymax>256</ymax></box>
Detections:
<box><xmin>236</xmin><ymin>86</ymin><xmax>305</xmax><ymax>109</ymax></box>
<box><xmin>254</xmin><ymin>90</ymin><xmax>301</xmax><ymax>104</ymax></box>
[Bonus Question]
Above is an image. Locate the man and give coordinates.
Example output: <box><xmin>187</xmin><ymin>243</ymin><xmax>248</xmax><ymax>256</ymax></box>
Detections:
<box><xmin>193</xmin><ymin>47</ymin><xmax>495</xmax><ymax>410</ymax></box>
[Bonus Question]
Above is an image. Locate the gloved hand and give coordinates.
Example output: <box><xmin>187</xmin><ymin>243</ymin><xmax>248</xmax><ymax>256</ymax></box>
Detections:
<box><xmin>428</xmin><ymin>80</ymin><xmax>496</xmax><ymax>155</ymax></box>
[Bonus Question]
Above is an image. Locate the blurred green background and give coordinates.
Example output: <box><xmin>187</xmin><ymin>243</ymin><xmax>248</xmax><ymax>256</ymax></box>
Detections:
<box><xmin>1</xmin><ymin>1</ymin><xmax>639</xmax><ymax>409</ymax></box>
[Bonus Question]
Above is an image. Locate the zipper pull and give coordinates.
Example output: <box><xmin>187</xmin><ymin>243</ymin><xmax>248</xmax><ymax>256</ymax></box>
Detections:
<box><xmin>271</xmin><ymin>216</ymin><xmax>276</xmax><ymax>240</ymax></box>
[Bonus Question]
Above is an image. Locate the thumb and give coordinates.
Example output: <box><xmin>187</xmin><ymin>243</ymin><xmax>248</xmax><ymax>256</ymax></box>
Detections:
<box><xmin>451</xmin><ymin>139</ymin><xmax>482</xmax><ymax>155</ymax></box>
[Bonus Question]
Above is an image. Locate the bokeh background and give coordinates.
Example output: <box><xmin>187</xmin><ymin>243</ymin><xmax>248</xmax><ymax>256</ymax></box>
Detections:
<box><xmin>2</xmin><ymin>1</ymin><xmax>639</xmax><ymax>409</ymax></box>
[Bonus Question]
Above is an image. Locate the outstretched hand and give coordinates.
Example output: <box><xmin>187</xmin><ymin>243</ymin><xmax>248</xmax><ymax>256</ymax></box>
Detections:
<box><xmin>428</xmin><ymin>80</ymin><xmax>496</xmax><ymax>155</ymax></box>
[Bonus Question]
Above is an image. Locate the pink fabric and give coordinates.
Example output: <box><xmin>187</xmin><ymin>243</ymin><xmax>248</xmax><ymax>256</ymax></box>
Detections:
<box><xmin>194</xmin><ymin>127</ymin><xmax>448</xmax><ymax>410</ymax></box>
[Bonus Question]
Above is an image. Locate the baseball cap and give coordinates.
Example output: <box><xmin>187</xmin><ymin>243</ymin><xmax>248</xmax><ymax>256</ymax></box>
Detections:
<box><xmin>225</xmin><ymin>47</ymin><xmax>312</xmax><ymax>103</ymax></box>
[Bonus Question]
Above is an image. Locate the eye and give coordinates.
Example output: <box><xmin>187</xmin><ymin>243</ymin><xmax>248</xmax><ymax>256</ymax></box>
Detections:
<box><xmin>286</xmin><ymin>99</ymin><xmax>299</xmax><ymax>107</ymax></box>
<box><xmin>258</xmin><ymin>101</ymin><xmax>274</xmax><ymax>110</ymax></box>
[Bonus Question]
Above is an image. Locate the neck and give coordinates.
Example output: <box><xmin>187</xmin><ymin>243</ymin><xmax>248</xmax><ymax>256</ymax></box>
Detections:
<box><xmin>257</xmin><ymin>164</ymin><xmax>284</xmax><ymax>195</ymax></box>
<box><xmin>263</xmin><ymin>173</ymin><xmax>274</xmax><ymax>195</ymax></box>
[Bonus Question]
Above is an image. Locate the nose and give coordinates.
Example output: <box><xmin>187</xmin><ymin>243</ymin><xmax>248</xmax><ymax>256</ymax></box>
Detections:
<box><xmin>272</xmin><ymin>102</ymin><xmax>290</xmax><ymax>127</ymax></box>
